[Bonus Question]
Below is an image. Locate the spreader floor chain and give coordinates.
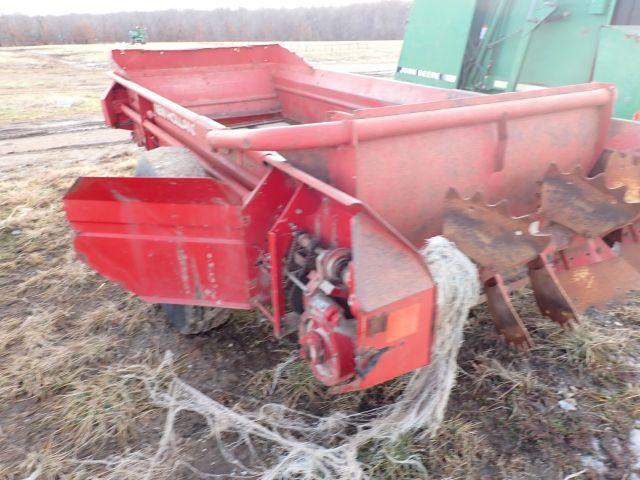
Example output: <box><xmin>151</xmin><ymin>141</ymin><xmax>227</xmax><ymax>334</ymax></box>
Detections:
<box><xmin>444</xmin><ymin>158</ymin><xmax>640</xmax><ymax>348</ymax></box>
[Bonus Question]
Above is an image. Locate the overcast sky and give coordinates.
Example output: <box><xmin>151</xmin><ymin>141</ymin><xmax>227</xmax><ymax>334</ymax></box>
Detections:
<box><xmin>2</xmin><ymin>0</ymin><xmax>394</xmax><ymax>16</ymax></box>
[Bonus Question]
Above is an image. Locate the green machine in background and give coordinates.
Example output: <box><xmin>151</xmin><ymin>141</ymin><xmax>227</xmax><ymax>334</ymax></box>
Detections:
<box><xmin>396</xmin><ymin>0</ymin><xmax>640</xmax><ymax>119</ymax></box>
<box><xmin>128</xmin><ymin>26</ymin><xmax>148</xmax><ymax>45</ymax></box>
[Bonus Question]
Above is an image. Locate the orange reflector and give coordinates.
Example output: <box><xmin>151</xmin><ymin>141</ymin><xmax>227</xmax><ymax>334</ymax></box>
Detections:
<box><xmin>386</xmin><ymin>303</ymin><xmax>421</xmax><ymax>343</ymax></box>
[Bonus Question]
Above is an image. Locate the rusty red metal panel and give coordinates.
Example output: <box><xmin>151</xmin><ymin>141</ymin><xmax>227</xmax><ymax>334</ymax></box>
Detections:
<box><xmin>342</xmin><ymin>213</ymin><xmax>435</xmax><ymax>391</ymax></box>
<box><xmin>65</xmin><ymin>177</ymin><xmax>252</xmax><ymax>308</ymax></box>
<box><xmin>351</xmin><ymin>85</ymin><xmax>614</xmax><ymax>244</ymax></box>
<box><xmin>265</xmin><ymin>173</ymin><xmax>436</xmax><ymax>390</ymax></box>
<box><xmin>605</xmin><ymin>118</ymin><xmax>640</xmax><ymax>153</ymax></box>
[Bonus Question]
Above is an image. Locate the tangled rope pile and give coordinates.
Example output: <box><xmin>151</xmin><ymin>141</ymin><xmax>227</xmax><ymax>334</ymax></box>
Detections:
<box><xmin>143</xmin><ymin>236</ymin><xmax>479</xmax><ymax>479</ymax></box>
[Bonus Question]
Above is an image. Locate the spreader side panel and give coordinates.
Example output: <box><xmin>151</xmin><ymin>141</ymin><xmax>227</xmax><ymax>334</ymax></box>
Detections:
<box><xmin>64</xmin><ymin>177</ymin><xmax>254</xmax><ymax>309</ymax></box>
<box><xmin>352</xmin><ymin>85</ymin><xmax>615</xmax><ymax>244</ymax></box>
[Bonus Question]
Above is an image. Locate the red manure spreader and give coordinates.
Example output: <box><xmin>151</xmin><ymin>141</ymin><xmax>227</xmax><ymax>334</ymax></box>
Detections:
<box><xmin>64</xmin><ymin>45</ymin><xmax>640</xmax><ymax>392</ymax></box>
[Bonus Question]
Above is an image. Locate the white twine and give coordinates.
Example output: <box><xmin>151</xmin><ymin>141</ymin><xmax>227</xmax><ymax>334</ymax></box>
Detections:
<box><xmin>41</xmin><ymin>237</ymin><xmax>480</xmax><ymax>480</ymax></box>
<box><xmin>68</xmin><ymin>236</ymin><xmax>480</xmax><ymax>480</ymax></box>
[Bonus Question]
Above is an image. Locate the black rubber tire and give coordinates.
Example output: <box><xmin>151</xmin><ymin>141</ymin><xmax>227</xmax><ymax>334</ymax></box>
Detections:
<box><xmin>136</xmin><ymin>147</ymin><xmax>230</xmax><ymax>335</ymax></box>
<box><xmin>136</xmin><ymin>146</ymin><xmax>208</xmax><ymax>177</ymax></box>
<box><xmin>161</xmin><ymin>304</ymin><xmax>230</xmax><ymax>335</ymax></box>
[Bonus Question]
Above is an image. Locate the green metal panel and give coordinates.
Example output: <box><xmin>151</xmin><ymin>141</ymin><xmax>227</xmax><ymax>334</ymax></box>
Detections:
<box><xmin>589</xmin><ymin>0</ymin><xmax>612</xmax><ymax>14</ymax></box>
<box><xmin>477</xmin><ymin>0</ymin><xmax>615</xmax><ymax>91</ymax></box>
<box><xmin>464</xmin><ymin>0</ymin><xmax>549</xmax><ymax>91</ymax></box>
<box><xmin>395</xmin><ymin>0</ymin><xmax>477</xmax><ymax>88</ymax></box>
<box><xmin>517</xmin><ymin>0</ymin><xmax>615</xmax><ymax>87</ymax></box>
<box><xmin>593</xmin><ymin>25</ymin><xmax>640</xmax><ymax>119</ymax></box>
<box><xmin>396</xmin><ymin>0</ymin><xmax>640</xmax><ymax>119</ymax></box>
<box><xmin>396</xmin><ymin>0</ymin><xmax>618</xmax><ymax>93</ymax></box>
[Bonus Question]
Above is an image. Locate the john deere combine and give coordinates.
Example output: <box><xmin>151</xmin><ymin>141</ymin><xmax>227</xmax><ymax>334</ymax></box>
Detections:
<box><xmin>397</xmin><ymin>0</ymin><xmax>640</xmax><ymax>119</ymax></box>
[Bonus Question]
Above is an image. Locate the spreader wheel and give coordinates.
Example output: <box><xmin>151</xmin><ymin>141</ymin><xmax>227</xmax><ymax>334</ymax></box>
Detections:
<box><xmin>136</xmin><ymin>146</ymin><xmax>231</xmax><ymax>335</ymax></box>
<box><xmin>135</xmin><ymin>146</ymin><xmax>208</xmax><ymax>177</ymax></box>
<box><xmin>161</xmin><ymin>304</ymin><xmax>231</xmax><ymax>335</ymax></box>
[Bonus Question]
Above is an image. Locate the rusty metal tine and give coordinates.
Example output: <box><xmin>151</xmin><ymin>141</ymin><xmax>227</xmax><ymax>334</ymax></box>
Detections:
<box><xmin>604</xmin><ymin>151</ymin><xmax>640</xmax><ymax>204</ymax></box>
<box><xmin>540</xmin><ymin>164</ymin><xmax>640</xmax><ymax>238</ymax></box>
<box><xmin>484</xmin><ymin>275</ymin><xmax>533</xmax><ymax>350</ymax></box>
<box><xmin>443</xmin><ymin>190</ymin><xmax>549</xmax><ymax>272</ymax></box>
<box><xmin>527</xmin><ymin>256</ymin><xmax>578</xmax><ymax>327</ymax></box>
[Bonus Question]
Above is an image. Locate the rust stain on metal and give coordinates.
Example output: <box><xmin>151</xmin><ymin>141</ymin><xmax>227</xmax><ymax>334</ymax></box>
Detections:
<box><xmin>528</xmin><ymin>257</ymin><xmax>578</xmax><ymax>327</ymax></box>
<box><xmin>190</xmin><ymin>256</ymin><xmax>204</xmax><ymax>300</ymax></box>
<box><xmin>554</xmin><ymin>257</ymin><xmax>640</xmax><ymax>312</ymax></box>
<box><xmin>605</xmin><ymin>151</ymin><xmax>640</xmax><ymax>203</ymax></box>
<box><xmin>443</xmin><ymin>189</ymin><xmax>549</xmax><ymax>272</ymax></box>
<box><xmin>619</xmin><ymin>241</ymin><xmax>640</xmax><ymax>272</ymax></box>
<box><xmin>484</xmin><ymin>275</ymin><xmax>533</xmax><ymax>349</ymax></box>
<box><xmin>176</xmin><ymin>243</ymin><xmax>191</xmax><ymax>295</ymax></box>
<box><xmin>540</xmin><ymin>164</ymin><xmax>640</xmax><ymax>237</ymax></box>
<box><xmin>571</xmin><ymin>267</ymin><xmax>595</xmax><ymax>290</ymax></box>
<box><xmin>366</xmin><ymin>313</ymin><xmax>388</xmax><ymax>337</ymax></box>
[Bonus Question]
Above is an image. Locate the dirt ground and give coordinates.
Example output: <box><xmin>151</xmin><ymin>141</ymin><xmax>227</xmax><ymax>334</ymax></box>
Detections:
<box><xmin>1</xmin><ymin>41</ymin><xmax>639</xmax><ymax>479</ymax></box>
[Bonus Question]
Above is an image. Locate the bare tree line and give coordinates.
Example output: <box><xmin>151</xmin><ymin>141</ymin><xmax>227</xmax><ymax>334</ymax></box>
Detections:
<box><xmin>0</xmin><ymin>2</ymin><xmax>410</xmax><ymax>46</ymax></box>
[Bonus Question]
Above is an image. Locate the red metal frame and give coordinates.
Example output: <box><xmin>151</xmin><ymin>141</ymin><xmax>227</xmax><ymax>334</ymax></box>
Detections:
<box><xmin>64</xmin><ymin>44</ymin><xmax>638</xmax><ymax>392</ymax></box>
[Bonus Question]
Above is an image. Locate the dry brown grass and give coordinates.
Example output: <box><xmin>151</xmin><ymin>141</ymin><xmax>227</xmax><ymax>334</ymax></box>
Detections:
<box><xmin>0</xmin><ymin>147</ymin><xmax>180</xmax><ymax>478</ymax></box>
<box><xmin>51</xmin><ymin>355</ymin><xmax>173</xmax><ymax>451</ymax></box>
